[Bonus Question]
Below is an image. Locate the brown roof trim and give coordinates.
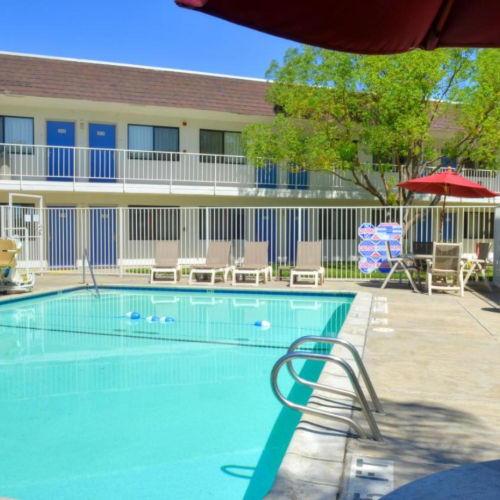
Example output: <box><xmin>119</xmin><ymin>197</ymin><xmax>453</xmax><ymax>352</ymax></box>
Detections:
<box><xmin>0</xmin><ymin>52</ymin><xmax>275</xmax><ymax>117</ymax></box>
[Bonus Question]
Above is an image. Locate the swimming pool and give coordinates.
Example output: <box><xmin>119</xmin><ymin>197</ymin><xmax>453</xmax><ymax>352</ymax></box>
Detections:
<box><xmin>0</xmin><ymin>287</ymin><xmax>353</xmax><ymax>499</ymax></box>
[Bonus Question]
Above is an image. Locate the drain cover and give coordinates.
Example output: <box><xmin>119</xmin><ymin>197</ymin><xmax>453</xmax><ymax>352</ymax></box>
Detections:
<box><xmin>342</xmin><ymin>456</ymin><xmax>394</xmax><ymax>499</ymax></box>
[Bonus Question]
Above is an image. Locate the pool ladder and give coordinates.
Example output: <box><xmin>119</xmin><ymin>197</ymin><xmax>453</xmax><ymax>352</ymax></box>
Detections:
<box><xmin>271</xmin><ymin>336</ymin><xmax>385</xmax><ymax>443</ymax></box>
<box><xmin>83</xmin><ymin>248</ymin><xmax>100</xmax><ymax>298</ymax></box>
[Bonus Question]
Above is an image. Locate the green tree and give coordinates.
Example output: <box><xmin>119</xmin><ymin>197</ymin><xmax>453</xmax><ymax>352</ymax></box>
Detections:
<box><xmin>243</xmin><ymin>47</ymin><xmax>500</xmax><ymax>206</ymax></box>
<box><xmin>445</xmin><ymin>50</ymin><xmax>500</xmax><ymax>172</ymax></box>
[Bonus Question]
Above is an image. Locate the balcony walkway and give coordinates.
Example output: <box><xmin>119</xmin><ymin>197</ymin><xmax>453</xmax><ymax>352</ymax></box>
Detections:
<box><xmin>1</xmin><ymin>143</ymin><xmax>500</xmax><ymax>201</ymax></box>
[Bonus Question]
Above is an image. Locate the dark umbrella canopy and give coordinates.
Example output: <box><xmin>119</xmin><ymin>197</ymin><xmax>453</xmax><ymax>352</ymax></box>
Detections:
<box><xmin>175</xmin><ymin>0</ymin><xmax>500</xmax><ymax>55</ymax></box>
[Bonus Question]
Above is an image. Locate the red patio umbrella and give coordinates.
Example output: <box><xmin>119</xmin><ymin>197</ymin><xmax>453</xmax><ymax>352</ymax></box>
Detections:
<box><xmin>398</xmin><ymin>168</ymin><xmax>498</xmax><ymax>240</ymax></box>
<box><xmin>175</xmin><ymin>0</ymin><xmax>500</xmax><ymax>55</ymax></box>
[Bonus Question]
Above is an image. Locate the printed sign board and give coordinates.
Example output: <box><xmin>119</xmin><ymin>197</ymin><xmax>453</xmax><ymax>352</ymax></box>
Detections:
<box><xmin>377</xmin><ymin>259</ymin><xmax>392</xmax><ymax>274</ymax></box>
<box><xmin>376</xmin><ymin>222</ymin><xmax>402</xmax><ymax>241</ymax></box>
<box><xmin>358</xmin><ymin>222</ymin><xmax>403</xmax><ymax>274</ymax></box>
<box><xmin>358</xmin><ymin>240</ymin><xmax>377</xmax><ymax>257</ymax></box>
<box><xmin>357</xmin><ymin>223</ymin><xmax>376</xmax><ymax>240</ymax></box>
<box><xmin>375</xmin><ymin>240</ymin><xmax>402</xmax><ymax>259</ymax></box>
<box><xmin>358</xmin><ymin>257</ymin><xmax>378</xmax><ymax>274</ymax></box>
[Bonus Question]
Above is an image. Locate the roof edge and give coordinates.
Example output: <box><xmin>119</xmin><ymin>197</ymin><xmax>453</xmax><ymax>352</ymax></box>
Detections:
<box><xmin>0</xmin><ymin>51</ymin><xmax>269</xmax><ymax>84</ymax></box>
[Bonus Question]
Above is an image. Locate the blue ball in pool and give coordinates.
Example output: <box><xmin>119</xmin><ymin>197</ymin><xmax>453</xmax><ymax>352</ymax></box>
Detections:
<box><xmin>254</xmin><ymin>320</ymin><xmax>271</xmax><ymax>330</ymax></box>
<box><xmin>160</xmin><ymin>316</ymin><xmax>175</xmax><ymax>324</ymax></box>
<box><xmin>125</xmin><ymin>311</ymin><xmax>141</xmax><ymax>320</ymax></box>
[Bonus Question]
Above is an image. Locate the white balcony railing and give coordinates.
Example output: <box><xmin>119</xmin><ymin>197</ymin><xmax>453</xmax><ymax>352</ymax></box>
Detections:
<box><xmin>0</xmin><ymin>143</ymin><xmax>499</xmax><ymax>196</ymax></box>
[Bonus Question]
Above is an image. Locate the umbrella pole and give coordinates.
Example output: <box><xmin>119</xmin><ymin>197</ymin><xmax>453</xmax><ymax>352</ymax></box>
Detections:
<box><xmin>439</xmin><ymin>194</ymin><xmax>447</xmax><ymax>242</ymax></box>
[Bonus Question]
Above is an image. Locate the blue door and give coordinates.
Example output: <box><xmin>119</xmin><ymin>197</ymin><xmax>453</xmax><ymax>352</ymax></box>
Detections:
<box><xmin>90</xmin><ymin>208</ymin><xmax>117</xmax><ymax>267</ymax></box>
<box><xmin>47</xmin><ymin>121</ymin><xmax>75</xmax><ymax>181</ymax></box>
<box><xmin>416</xmin><ymin>214</ymin><xmax>433</xmax><ymax>242</ymax></box>
<box><xmin>288</xmin><ymin>167</ymin><xmax>308</xmax><ymax>190</ymax></box>
<box><xmin>48</xmin><ymin>207</ymin><xmax>75</xmax><ymax>268</ymax></box>
<box><xmin>89</xmin><ymin>124</ymin><xmax>116</xmax><ymax>183</ymax></box>
<box><xmin>257</xmin><ymin>163</ymin><xmax>278</xmax><ymax>189</ymax></box>
<box><xmin>255</xmin><ymin>209</ymin><xmax>277</xmax><ymax>263</ymax></box>
<box><xmin>287</xmin><ymin>209</ymin><xmax>308</xmax><ymax>263</ymax></box>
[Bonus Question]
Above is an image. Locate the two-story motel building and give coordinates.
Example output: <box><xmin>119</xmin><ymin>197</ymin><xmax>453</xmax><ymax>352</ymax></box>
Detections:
<box><xmin>0</xmin><ymin>52</ymin><xmax>497</xmax><ymax>274</ymax></box>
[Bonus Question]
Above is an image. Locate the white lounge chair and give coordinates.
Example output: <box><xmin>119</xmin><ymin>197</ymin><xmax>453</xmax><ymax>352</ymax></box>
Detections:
<box><xmin>150</xmin><ymin>241</ymin><xmax>181</xmax><ymax>284</ymax></box>
<box><xmin>427</xmin><ymin>242</ymin><xmax>464</xmax><ymax>297</ymax></box>
<box><xmin>290</xmin><ymin>241</ymin><xmax>325</xmax><ymax>288</ymax></box>
<box><xmin>381</xmin><ymin>241</ymin><xmax>421</xmax><ymax>292</ymax></box>
<box><xmin>0</xmin><ymin>238</ymin><xmax>35</xmax><ymax>293</ymax></box>
<box><xmin>232</xmin><ymin>242</ymin><xmax>272</xmax><ymax>286</ymax></box>
<box><xmin>189</xmin><ymin>241</ymin><xmax>233</xmax><ymax>285</ymax></box>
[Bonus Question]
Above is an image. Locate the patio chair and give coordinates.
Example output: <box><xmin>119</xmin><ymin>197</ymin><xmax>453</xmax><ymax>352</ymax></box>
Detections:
<box><xmin>0</xmin><ymin>238</ymin><xmax>35</xmax><ymax>293</ymax></box>
<box><xmin>463</xmin><ymin>242</ymin><xmax>492</xmax><ymax>291</ymax></box>
<box><xmin>232</xmin><ymin>242</ymin><xmax>272</xmax><ymax>286</ymax></box>
<box><xmin>290</xmin><ymin>241</ymin><xmax>325</xmax><ymax>288</ymax></box>
<box><xmin>150</xmin><ymin>241</ymin><xmax>181</xmax><ymax>284</ymax></box>
<box><xmin>381</xmin><ymin>241</ymin><xmax>421</xmax><ymax>292</ymax></box>
<box><xmin>427</xmin><ymin>242</ymin><xmax>464</xmax><ymax>297</ymax></box>
<box><xmin>189</xmin><ymin>241</ymin><xmax>233</xmax><ymax>286</ymax></box>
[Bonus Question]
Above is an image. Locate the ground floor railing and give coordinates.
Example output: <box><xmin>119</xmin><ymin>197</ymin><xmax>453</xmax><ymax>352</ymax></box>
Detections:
<box><xmin>0</xmin><ymin>205</ymin><xmax>495</xmax><ymax>280</ymax></box>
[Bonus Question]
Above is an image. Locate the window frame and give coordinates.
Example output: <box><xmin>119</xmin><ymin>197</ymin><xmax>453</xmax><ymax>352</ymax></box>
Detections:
<box><xmin>199</xmin><ymin>129</ymin><xmax>245</xmax><ymax>164</ymax></box>
<box><xmin>198</xmin><ymin>207</ymin><xmax>246</xmax><ymax>241</ymax></box>
<box><xmin>0</xmin><ymin>115</ymin><xmax>35</xmax><ymax>155</ymax></box>
<box><xmin>128</xmin><ymin>205</ymin><xmax>181</xmax><ymax>241</ymax></box>
<box><xmin>318</xmin><ymin>209</ymin><xmax>357</xmax><ymax>240</ymax></box>
<box><xmin>127</xmin><ymin>124</ymin><xmax>180</xmax><ymax>161</ymax></box>
<box><xmin>463</xmin><ymin>211</ymin><xmax>494</xmax><ymax>240</ymax></box>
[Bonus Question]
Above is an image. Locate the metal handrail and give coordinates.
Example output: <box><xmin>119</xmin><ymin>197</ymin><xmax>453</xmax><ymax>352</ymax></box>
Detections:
<box><xmin>271</xmin><ymin>344</ymin><xmax>385</xmax><ymax>443</ymax></box>
<box><xmin>83</xmin><ymin>248</ymin><xmax>100</xmax><ymax>298</ymax></box>
<box><xmin>286</xmin><ymin>336</ymin><xmax>384</xmax><ymax>415</ymax></box>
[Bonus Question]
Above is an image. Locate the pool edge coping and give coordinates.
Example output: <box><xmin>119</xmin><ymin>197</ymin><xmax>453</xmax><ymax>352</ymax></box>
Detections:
<box><xmin>0</xmin><ymin>284</ymin><xmax>357</xmax><ymax>306</ymax></box>
<box><xmin>265</xmin><ymin>290</ymin><xmax>373</xmax><ymax>499</ymax></box>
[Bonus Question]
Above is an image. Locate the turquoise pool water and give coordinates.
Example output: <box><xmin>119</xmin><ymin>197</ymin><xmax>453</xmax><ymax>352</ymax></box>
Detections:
<box><xmin>0</xmin><ymin>287</ymin><xmax>353</xmax><ymax>500</ymax></box>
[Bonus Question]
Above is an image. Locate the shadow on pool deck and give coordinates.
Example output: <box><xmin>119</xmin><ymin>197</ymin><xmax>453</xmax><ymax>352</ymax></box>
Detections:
<box><xmin>341</xmin><ymin>279</ymin><xmax>500</xmax><ymax>496</ymax></box>
<box><xmin>383</xmin><ymin>459</ymin><xmax>500</xmax><ymax>500</ymax></box>
<box><xmin>373</xmin><ymin>399</ymin><xmax>495</xmax><ymax>466</ymax></box>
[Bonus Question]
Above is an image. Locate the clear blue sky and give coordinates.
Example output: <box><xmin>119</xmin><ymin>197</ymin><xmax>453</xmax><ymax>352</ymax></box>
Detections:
<box><xmin>1</xmin><ymin>0</ymin><xmax>297</xmax><ymax>79</ymax></box>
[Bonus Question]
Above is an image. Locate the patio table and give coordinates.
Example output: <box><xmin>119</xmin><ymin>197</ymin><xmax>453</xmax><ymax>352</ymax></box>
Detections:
<box><xmin>409</xmin><ymin>253</ymin><xmax>485</xmax><ymax>291</ymax></box>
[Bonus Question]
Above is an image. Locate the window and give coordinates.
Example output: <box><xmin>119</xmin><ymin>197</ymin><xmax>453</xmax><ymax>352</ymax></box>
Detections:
<box><xmin>128</xmin><ymin>206</ymin><xmax>180</xmax><ymax>241</ymax></box>
<box><xmin>463</xmin><ymin>159</ymin><xmax>476</xmax><ymax>170</ymax></box>
<box><xmin>318</xmin><ymin>208</ymin><xmax>400</xmax><ymax>240</ymax></box>
<box><xmin>0</xmin><ymin>116</ymin><xmax>34</xmax><ymax>154</ymax></box>
<box><xmin>441</xmin><ymin>149</ymin><xmax>457</xmax><ymax>169</ymax></box>
<box><xmin>199</xmin><ymin>208</ymin><xmax>245</xmax><ymax>240</ymax></box>
<box><xmin>318</xmin><ymin>210</ymin><xmax>357</xmax><ymax>240</ymax></box>
<box><xmin>200</xmin><ymin>130</ymin><xmax>244</xmax><ymax>163</ymax></box>
<box><xmin>128</xmin><ymin>125</ymin><xmax>179</xmax><ymax>160</ymax></box>
<box><xmin>464</xmin><ymin>211</ymin><xmax>494</xmax><ymax>239</ymax></box>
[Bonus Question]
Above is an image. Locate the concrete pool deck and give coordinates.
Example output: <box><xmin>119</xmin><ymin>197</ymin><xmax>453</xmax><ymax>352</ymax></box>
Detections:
<box><xmin>1</xmin><ymin>274</ymin><xmax>499</xmax><ymax>499</ymax></box>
